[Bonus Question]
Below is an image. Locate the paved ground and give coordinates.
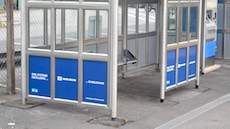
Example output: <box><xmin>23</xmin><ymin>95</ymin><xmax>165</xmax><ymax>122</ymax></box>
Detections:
<box><xmin>0</xmin><ymin>59</ymin><xmax>230</xmax><ymax>129</ymax></box>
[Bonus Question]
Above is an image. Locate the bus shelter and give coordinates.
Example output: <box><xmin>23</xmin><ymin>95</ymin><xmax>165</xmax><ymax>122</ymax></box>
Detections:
<box><xmin>21</xmin><ymin>0</ymin><xmax>202</xmax><ymax>119</ymax></box>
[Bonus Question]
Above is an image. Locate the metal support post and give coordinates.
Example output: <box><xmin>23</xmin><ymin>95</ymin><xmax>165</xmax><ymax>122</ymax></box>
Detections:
<box><xmin>122</xmin><ymin>0</ymin><xmax>127</xmax><ymax>79</ymax></box>
<box><xmin>21</xmin><ymin>0</ymin><xmax>26</xmax><ymax>104</ymax></box>
<box><xmin>196</xmin><ymin>0</ymin><xmax>203</xmax><ymax>89</ymax></box>
<box><xmin>160</xmin><ymin>0</ymin><xmax>168</xmax><ymax>102</ymax></box>
<box><xmin>6</xmin><ymin>0</ymin><xmax>16</xmax><ymax>94</ymax></box>
<box><xmin>200</xmin><ymin>0</ymin><xmax>206</xmax><ymax>74</ymax></box>
<box><xmin>110</xmin><ymin>0</ymin><xmax>118</xmax><ymax>119</ymax></box>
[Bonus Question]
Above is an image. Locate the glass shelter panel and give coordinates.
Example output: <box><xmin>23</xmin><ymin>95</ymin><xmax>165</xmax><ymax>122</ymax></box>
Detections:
<box><xmin>149</xmin><ymin>4</ymin><xmax>157</xmax><ymax>32</ymax></box>
<box><xmin>56</xmin><ymin>9</ymin><xmax>78</xmax><ymax>52</ymax></box>
<box><xmin>29</xmin><ymin>8</ymin><xmax>51</xmax><ymax>49</ymax></box>
<box><xmin>28</xmin><ymin>0</ymin><xmax>50</xmax><ymax>1</ymax></box>
<box><xmin>84</xmin><ymin>10</ymin><xmax>96</xmax><ymax>40</ymax></box>
<box><xmin>138</xmin><ymin>4</ymin><xmax>147</xmax><ymax>33</ymax></box>
<box><xmin>226</xmin><ymin>4</ymin><xmax>230</xmax><ymax>29</ymax></box>
<box><xmin>118</xmin><ymin>6</ymin><xmax>122</xmax><ymax>35</ymax></box>
<box><xmin>128</xmin><ymin>4</ymin><xmax>137</xmax><ymax>34</ymax></box>
<box><xmin>167</xmin><ymin>7</ymin><xmax>177</xmax><ymax>44</ymax></box>
<box><xmin>99</xmin><ymin>10</ymin><xmax>108</xmax><ymax>38</ymax></box>
<box><xmin>189</xmin><ymin>7</ymin><xmax>198</xmax><ymax>40</ymax></box>
<box><xmin>83</xmin><ymin>0</ymin><xmax>108</xmax><ymax>2</ymax></box>
<box><xmin>55</xmin><ymin>0</ymin><xmax>78</xmax><ymax>1</ymax></box>
<box><xmin>179</xmin><ymin>7</ymin><xmax>188</xmax><ymax>42</ymax></box>
<box><xmin>84</xmin><ymin>10</ymin><xmax>108</xmax><ymax>54</ymax></box>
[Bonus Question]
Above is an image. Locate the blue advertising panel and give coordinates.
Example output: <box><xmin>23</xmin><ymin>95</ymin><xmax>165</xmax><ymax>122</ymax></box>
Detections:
<box><xmin>189</xmin><ymin>46</ymin><xmax>197</xmax><ymax>79</ymax></box>
<box><xmin>166</xmin><ymin>50</ymin><xmax>176</xmax><ymax>87</ymax></box>
<box><xmin>29</xmin><ymin>56</ymin><xmax>50</xmax><ymax>97</ymax></box>
<box><xmin>55</xmin><ymin>58</ymin><xmax>78</xmax><ymax>101</ymax></box>
<box><xmin>83</xmin><ymin>60</ymin><xmax>107</xmax><ymax>105</ymax></box>
<box><xmin>178</xmin><ymin>48</ymin><xmax>187</xmax><ymax>83</ymax></box>
<box><xmin>205</xmin><ymin>41</ymin><xmax>217</xmax><ymax>58</ymax></box>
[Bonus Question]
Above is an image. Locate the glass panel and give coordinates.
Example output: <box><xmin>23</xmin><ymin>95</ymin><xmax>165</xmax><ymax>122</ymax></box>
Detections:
<box><xmin>226</xmin><ymin>4</ymin><xmax>230</xmax><ymax>29</ymax></box>
<box><xmin>190</xmin><ymin>7</ymin><xmax>198</xmax><ymax>40</ymax></box>
<box><xmin>138</xmin><ymin>4</ymin><xmax>147</xmax><ymax>33</ymax></box>
<box><xmin>28</xmin><ymin>0</ymin><xmax>50</xmax><ymax>1</ymax></box>
<box><xmin>99</xmin><ymin>10</ymin><xmax>108</xmax><ymax>38</ymax></box>
<box><xmin>167</xmin><ymin>7</ymin><xmax>177</xmax><ymax>44</ymax></box>
<box><xmin>55</xmin><ymin>0</ymin><xmax>78</xmax><ymax>1</ymax></box>
<box><xmin>29</xmin><ymin>8</ymin><xmax>51</xmax><ymax>49</ymax></box>
<box><xmin>149</xmin><ymin>4</ymin><xmax>157</xmax><ymax>32</ymax></box>
<box><xmin>179</xmin><ymin>7</ymin><xmax>188</xmax><ymax>42</ymax></box>
<box><xmin>83</xmin><ymin>0</ymin><xmax>108</xmax><ymax>2</ymax></box>
<box><xmin>84</xmin><ymin>10</ymin><xmax>108</xmax><ymax>54</ymax></box>
<box><xmin>128</xmin><ymin>4</ymin><xmax>136</xmax><ymax>34</ymax></box>
<box><xmin>118</xmin><ymin>6</ymin><xmax>122</xmax><ymax>35</ymax></box>
<box><xmin>85</xmin><ymin>10</ymin><xmax>96</xmax><ymax>40</ymax></box>
<box><xmin>56</xmin><ymin>9</ymin><xmax>78</xmax><ymax>51</ymax></box>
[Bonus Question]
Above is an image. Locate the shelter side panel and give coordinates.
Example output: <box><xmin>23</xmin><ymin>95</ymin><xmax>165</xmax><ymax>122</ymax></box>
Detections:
<box><xmin>166</xmin><ymin>50</ymin><xmax>176</xmax><ymax>87</ymax></box>
<box><xmin>29</xmin><ymin>56</ymin><xmax>51</xmax><ymax>97</ymax></box>
<box><xmin>55</xmin><ymin>58</ymin><xmax>78</xmax><ymax>101</ymax></box>
<box><xmin>189</xmin><ymin>46</ymin><xmax>197</xmax><ymax>80</ymax></box>
<box><xmin>83</xmin><ymin>60</ymin><xmax>107</xmax><ymax>105</ymax></box>
<box><xmin>178</xmin><ymin>48</ymin><xmax>187</xmax><ymax>83</ymax></box>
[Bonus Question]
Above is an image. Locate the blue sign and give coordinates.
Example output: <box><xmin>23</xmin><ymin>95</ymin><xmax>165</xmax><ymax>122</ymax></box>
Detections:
<box><xmin>166</xmin><ymin>50</ymin><xmax>176</xmax><ymax>87</ymax></box>
<box><xmin>189</xmin><ymin>46</ymin><xmax>197</xmax><ymax>79</ymax></box>
<box><xmin>178</xmin><ymin>48</ymin><xmax>187</xmax><ymax>83</ymax></box>
<box><xmin>83</xmin><ymin>60</ymin><xmax>107</xmax><ymax>105</ymax></box>
<box><xmin>55</xmin><ymin>58</ymin><xmax>78</xmax><ymax>101</ymax></box>
<box><xmin>205</xmin><ymin>41</ymin><xmax>217</xmax><ymax>58</ymax></box>
<box><xmin>29</xmin><ymin>56</ymin><xmax>51</xmax><ymax>97</ymax></box>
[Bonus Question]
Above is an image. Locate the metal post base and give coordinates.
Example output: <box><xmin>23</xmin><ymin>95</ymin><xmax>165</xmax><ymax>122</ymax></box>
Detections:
<box><xmin>111</xmin><ymin>118</ymin><xmax>117</xmax><ymax>121</ymax></box>
<box><xmin>195</xmin><ymin>85</ymin><xmax>199</xmax><ymax>89</ymax></box>
<box><xmin>160</xmin><ymin>99</ymin><xmax>164</xmax><ymax>103</ymax></box>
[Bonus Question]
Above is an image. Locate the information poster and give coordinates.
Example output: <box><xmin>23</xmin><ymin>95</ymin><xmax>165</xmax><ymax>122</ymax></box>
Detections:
<box><xmin>83</xmin><ymin>60</ymin><xmax>107</xmax><ymax>105</ymax></box>
<box><xmin>55</xmin><ymin>58</ymin><xmax>78</xmax><ymax>101</ymax></box>
<box><xmin>29</xmin><ymin>56</ymin><xmax>51</xmax><ymax>97</ymax></box>
<box><xmin>166</xmin><ymin>50</ymin><xmax>176</xmax><ymax>87</ymax></box>
<box><xmin>178</xmin><ymin>48</ymin><xmax>187</xmax><ymax>83</ymax></box>
<box><xmin>189</xmin><ymin>46</ymin><xmax>197</xmax><ymax>79</ymax></box>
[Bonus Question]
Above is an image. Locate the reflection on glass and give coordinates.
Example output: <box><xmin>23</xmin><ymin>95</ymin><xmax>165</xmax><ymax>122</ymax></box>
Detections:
<box><xmin>149</xmin><ymin>4</ymin><xmax>156</xmax><ymax>32</ymax></box>
<box><xmin>84</xmin><ymin>10</ymin><xmax>108</xmax><ymax>54</ymax></box>
<box><xmin>29</xmin><ymin>9</ymin><xmax>51</xmax><ymax>49</ymax></box>
<box><xmin>118</xmin><ymin>6</ymin><xmax>122</xmax><ymax>35</ymax></box>
<box><xmin>55</xmin><ymin>0</ymin><xmax>78</xmax><ymax>1</ymax></box>
<box><xmin>190</xmin><ymin>7</ymin><xmax>198</xmax><ymax>40</ymax></box>
<box><xmin>83</xmin><ymin>0</ymin><xmax>108</xmax><ymax>2</ymax></box>
<box><xmin>85</xmin><ymin>10</ymin><xmax>96</xmax><ymax>40</ymax></box>
<box><xmin>28</xmin><ymin>0</ymin><xmax>50</xmax><ymax>1</ymax></box>
<box><xmin>167</xmin><ymin>7</ymin><xmax>177</xmax><ymax>44</ymax></box>
<box><xmin>179</xmin><ymin>7</ymin><xmax>188</xmax><ymax>42</ymax></box>
<box><xmin>139</xmin><ymin>4</ymin><xmax>147</xmax><ymax>33</ymax></box>
<box><xmin>226</xmin><ymin>4</ymin><xmax>230</xmax><ymax>29</ymax></box>
<box><xmin>99</xmin><ymin>10</ymin><xmax>108</xmax><ymax>38</ymax></box>
<box><xmin>128</xmin><ymin>4</ymin><xmax>137</xmax><ymax>34</ymax></box>
<box><xmin>56</xmin><ymin>9</ymin><xmax>78</xmax><ymax>51</ymax></box>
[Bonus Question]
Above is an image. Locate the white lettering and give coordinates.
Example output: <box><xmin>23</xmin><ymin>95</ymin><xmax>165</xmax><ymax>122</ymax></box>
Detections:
<box><xmin>31</xmin><ymin>72</ymin><xmax>48</xmax><ymax>81</ymax></box>
<box><xmin>57</xmin><ymin>76</ymin><xmax>77</xmax><ymax>82</ymax></box>
<box><xmin>85</xmin><ymin>97</ymin><xmax>105</xmax><ymax>102</ymax></box>
<box><xmin>86</xmin><ymin>80</ymin><xmax>105</xmax><ymax>86</ymax></box>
